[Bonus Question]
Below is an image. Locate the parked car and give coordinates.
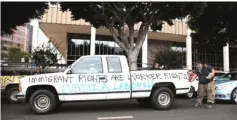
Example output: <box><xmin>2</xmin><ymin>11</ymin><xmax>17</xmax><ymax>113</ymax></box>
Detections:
<box><xmin>213</xmin><ymin>71</ymin><xmax>228</xmax><ymax>80</ymax></box>
<box><xmin>214</xmin><ymin>71</ymin><xmax>237</xmax><ymax>104</ymax></box>
<box><xmin>16</xmin><ymin>55</ymin><xmax>191</xmax><ymax>114</ymax></box>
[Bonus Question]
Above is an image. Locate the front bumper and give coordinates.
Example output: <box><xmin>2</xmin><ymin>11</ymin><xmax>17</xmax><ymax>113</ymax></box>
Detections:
<box><xmin>16</xmin><ymin>92</ymin><xmax>26</xmax><ymax>103</ymax></box>
<box><xmin>215</xmin><ymin>90</ymin><xmax>231</xmax><ymax>100</ymax></box>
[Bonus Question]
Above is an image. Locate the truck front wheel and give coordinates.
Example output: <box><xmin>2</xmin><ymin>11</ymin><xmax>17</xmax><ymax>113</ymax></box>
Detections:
<box><xmin>151</xmin><ymin>87</ymin><xmax>174</xmax><ymax>110</ymax></box>
<box><xmin>29</xmin><ymin>89</ymin><xmax>58</xmax><ymax>114</ymax></box>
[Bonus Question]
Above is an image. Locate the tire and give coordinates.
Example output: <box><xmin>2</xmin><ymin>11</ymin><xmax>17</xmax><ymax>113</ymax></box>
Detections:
<box><xmin>186</xmin><ymin>87</ymin><xmax>195</xmax><ymax>99</ymax></box>
<box><xmin>150</xmin><ymin>87</ymin><xmax>174</xmax><ymax>110</ymax></box>
<box><xmin>231</xmin><ymin>88</ymin><xmax>237</xmax><ymax>104</ymax></box>
<box><xmin>55</xmin><ymin>101</ymin><xmax>62</xmax><ymax>111</ymax></box>
<box><xmin>136</xmin><ymin>98</ymin><xmax>151</xmax><ymax>108</ymax></box>
<box><xmin>29</xmin><ymin>89</ymin><xmax>58</xmax><ymax>115</ymax></box>
<box><xmin>5</xmin><ymin>87</ymin><xmax>19</xmax><ymax>104</ymax></box>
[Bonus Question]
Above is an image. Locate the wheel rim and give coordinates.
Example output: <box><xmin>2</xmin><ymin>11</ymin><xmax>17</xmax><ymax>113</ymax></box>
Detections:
<box><xmin>10</xmin><ymin>90</ymin><xmax>18</xmax><ymax>101</ymax></box>
<box><xmin>158</xmin><ymin>92</ymin><xmax>170</xmax><ymax>106</ymax></box>
<box><xmin>233</xmin><ymin>89</ymin><xmax>237</xmax><ymax>103</ymax></box>
<box><xmin>34</xmin><ymin>94</ymin><xmax>50</xmax><ymax>111</ymax></box>
<box><xmin>187</xmin><ymin>88</ymin><xmax>194</xmax><ymax>98</ymax></box>
<box><xmin>187</xmin><ymin>91</ymin><xmax>193</xmax><ymax>98</ymax></box>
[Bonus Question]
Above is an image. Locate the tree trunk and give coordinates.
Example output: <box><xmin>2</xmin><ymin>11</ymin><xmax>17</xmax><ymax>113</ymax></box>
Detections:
<box><xmin>127</xmin><ymin>50</ymin><xmax>139</xmax><ymax>70</ymax></box>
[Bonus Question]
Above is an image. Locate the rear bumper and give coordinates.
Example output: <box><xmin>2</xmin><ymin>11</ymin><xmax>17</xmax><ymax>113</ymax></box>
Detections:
<box><xmin>16</xmin><ymin>92</ymin><xmax>26</xmax><ymax>103</ymax></box>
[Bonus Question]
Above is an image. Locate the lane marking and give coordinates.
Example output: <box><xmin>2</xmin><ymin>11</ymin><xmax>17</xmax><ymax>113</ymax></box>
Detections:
<box><xmin>97</xmin><ymin>116</ymin><xmax>134</xmax><ymax>120</ymax></box>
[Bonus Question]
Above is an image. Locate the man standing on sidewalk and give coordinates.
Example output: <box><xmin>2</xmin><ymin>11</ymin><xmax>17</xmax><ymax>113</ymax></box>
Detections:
<box><xmin>191</xmin><ymin>61</ymin><xmax>216</xmax><ymax>108</ymax></box>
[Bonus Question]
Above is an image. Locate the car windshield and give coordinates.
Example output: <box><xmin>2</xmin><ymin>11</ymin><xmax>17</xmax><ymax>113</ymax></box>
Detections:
<box><xmin>216</xmin><ymin>72</ymin><xmax>237</xmax><ymax>81</ymax></box>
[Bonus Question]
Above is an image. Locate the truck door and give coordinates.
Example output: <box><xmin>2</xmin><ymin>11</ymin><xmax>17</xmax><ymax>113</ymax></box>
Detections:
<box><xmin>104</xmin><ymin>56</ymin><xmax>131</xmax><ymax>100</ymax></box>
<box><xmin>63</xmin><ymin>56</ymin><xmax>107</xmax><ymax>101</ymax></box>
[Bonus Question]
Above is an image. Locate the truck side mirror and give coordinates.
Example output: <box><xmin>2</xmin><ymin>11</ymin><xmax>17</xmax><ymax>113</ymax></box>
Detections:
<box><xmin>67</xmin><ymin>69</ymin><xmax>73</xmax><ymax>74</ymax></box>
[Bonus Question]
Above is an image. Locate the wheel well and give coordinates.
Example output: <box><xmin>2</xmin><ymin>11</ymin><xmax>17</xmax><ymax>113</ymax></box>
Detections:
<box><xmin>231</xmin><ymin>87</ymin><xmax>237</xmax><ymax>96</ymax></box>
<box><xmin>151</xmin><ymin>82</ymin><xmax>176</xmax><ymax>96</ymax></box>
<box><xmin>25</xmin><ymin>85</ymin><xmax>59</xmax><ymax>103</ymax></box>
<box><xmin>4</xmin><ymin>84</ymin><xmax>19</xmax><ymax>94</ymax></box>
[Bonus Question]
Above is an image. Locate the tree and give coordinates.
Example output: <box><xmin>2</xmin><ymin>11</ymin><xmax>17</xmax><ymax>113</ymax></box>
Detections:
<box><xmin>1</xmin><ymin>52</ymin><xmax>8</xmax><ymax>60</ymax></box>
<box><xmin>188</xmin><ymin>2</ymin><xmax>237</xmax><ymax>47</ymax></box>
<box><xmin>31</xmin><ymin>43</ymin><xmax>58</xmax><ymax>72</ymax></box>
<box><xmin>154</xmin><ymin>48</ymin><xmax>185</xmax><ymax>69</ymax></box>
<box><xmin>1</xmin><ymin>2</ymin><xmax>49</xmax><ymax>35</ymax></box>
<box><xmin>60</xmin><ymin>2</ymin><xmax>207</xmax><ymax>70</ymax></box>
<box><xmin>7</xmin><ymin>47</ymin><xmax>28</xmax><ymax>62</ymax></box>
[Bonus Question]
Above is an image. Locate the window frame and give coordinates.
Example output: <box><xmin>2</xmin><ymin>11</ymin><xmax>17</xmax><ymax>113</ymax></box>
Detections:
<box><xmin>106</xmin><ymin>57</ymin><xmax>123</xmax><ymax>73</ymax></box>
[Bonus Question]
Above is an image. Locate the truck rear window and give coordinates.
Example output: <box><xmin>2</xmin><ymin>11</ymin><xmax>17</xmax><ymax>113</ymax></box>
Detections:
<box><xmin>106</xmin><ymin>57</ymin><xmax>122</xmax><ymax>73</ymax></box>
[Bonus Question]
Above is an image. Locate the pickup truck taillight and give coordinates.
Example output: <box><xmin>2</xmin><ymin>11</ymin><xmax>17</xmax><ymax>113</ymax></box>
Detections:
<box><xmin>19</xmin><ymin>80</ymin><xmax>22</xmax><ymax>92</ymax></box>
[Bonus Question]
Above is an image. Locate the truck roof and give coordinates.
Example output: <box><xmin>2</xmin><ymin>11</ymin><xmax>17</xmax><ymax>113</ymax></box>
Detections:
<box><xmin>83</xmin><ymin>55</ymin><xmax>126</xmax><ymax>57</ymax></box>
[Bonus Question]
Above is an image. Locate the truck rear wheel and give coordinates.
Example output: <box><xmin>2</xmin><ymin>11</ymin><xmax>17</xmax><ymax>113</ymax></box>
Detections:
<box><xmin>6</xmin><ymin>87</ymin><xmax>19</xmax><ymax>104</ymax></box>
<box><xmin>29</xmin><ymin>89</ymin><xmax>58</xmax><ymax>114</ymax></box>
<box><xmin>151</xmin><ymin>87</ymin><xmax>174</xmax><ymax>110</ymax></box>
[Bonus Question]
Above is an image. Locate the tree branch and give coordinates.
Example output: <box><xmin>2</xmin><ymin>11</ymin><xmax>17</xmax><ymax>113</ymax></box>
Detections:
<box><xmin>134</xmin><ymin>23</ymin><xmax>149</xmax><ymax>51</ymax></box>
<box><xmin>103</xmin><ymin>7</ymin><xmax>123</xmax><ymax>22</ymax></box>
<box><xmin>112</xmin><ymin>3</ymin><xmax>122</xmax><ymax>12</ymax></box>
<box><xmin>141</xmin><ymin>12</ymin><xmax>148</xmax><ymax>22</ymax></box>
<box><xmin>128</xmin><ymin>23</ymin><xmax>135</xmax><ymax>48</ymax></box>
<box><xmin>148</xmin><ymin>9</ymin><xmax>157</xmax><ymax>24</ymax></box>
<box><xmin>91</xmin><ymin>4</ymin><xmax>130</xmax><ymax>53</ymax></box>
<box><xmin>105</xmin><ymin>23</ymin><xmax>128</xmax><ymax>52</ymax></box>
<box><xmin>117</xmin><ymin>27</ymin><xmax>131</xmax><ymax>49</ymax></box>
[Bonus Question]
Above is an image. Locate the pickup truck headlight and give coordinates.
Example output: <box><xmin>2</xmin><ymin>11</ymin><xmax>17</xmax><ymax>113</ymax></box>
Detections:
<box><xmin>215</xmin><ymin>84</ymin><xmax>228</xmax><ymax>90</ymax></box>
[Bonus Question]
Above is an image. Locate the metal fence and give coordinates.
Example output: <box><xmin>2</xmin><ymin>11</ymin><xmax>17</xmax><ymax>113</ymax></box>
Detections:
<box><xmin>1</xmin><ymin>62</ymin><xmax>67</xmax><ymax>75</ymax></box>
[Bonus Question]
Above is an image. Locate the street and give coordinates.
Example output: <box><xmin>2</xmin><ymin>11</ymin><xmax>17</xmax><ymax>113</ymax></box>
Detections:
<box><xmin>1</xmin><ymin>98</ymin><xmax>237</xmax><ymax>120</ymax></box>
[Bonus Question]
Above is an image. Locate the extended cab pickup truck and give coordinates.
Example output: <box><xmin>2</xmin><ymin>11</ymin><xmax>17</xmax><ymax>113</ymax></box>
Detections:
<box><xmin>16</xmin><ymin>55</ymin><xmax>191</xmax><ymax>114</ymax></box>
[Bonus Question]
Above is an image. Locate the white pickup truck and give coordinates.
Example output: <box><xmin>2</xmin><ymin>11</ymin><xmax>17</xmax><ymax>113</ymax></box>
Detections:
<box><xmin>16</xmin><ymin>55</ymin><xmax>191</xmax><ymax>114</ymax></box>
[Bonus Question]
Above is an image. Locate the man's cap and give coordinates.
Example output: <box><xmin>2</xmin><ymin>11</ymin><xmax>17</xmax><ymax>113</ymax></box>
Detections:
<box><xmin>196</xmin><ymin>61</ymin><xmax>203</xmax><ymax>65</ymax></box>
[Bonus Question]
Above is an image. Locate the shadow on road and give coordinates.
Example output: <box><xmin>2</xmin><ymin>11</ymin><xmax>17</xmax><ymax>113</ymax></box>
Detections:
<box><xmin>56</xmin><ymin>100</ymin><xmax>153</xmax><ymax>114</ymax></box>
<box><xmin>1</xmin><ymin>98</ymin><xmax>235</xmax><ymax>115</ymax></box>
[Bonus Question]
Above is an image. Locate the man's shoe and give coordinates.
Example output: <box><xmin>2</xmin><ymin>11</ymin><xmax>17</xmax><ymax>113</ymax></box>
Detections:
<box><xmin>206</xmin><ymin>104</ymin><xmax>212</xmax><ymax>109</ymax></box>
<box><xmin>194</xmin><ymin>103</ymin><xmax>201</xmax><ymax>107</ymax></box>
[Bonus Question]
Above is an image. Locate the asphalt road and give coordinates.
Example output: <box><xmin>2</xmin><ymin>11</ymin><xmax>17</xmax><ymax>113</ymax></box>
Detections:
<box><xmin>1</xmin><ymin>98</ymin><xmax>237</xmax><ymax>120</ymax></box>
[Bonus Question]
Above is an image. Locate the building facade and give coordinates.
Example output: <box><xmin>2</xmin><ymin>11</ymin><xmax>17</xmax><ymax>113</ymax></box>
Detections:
<box><xmin>29</xmin><ymin>5</ymin><xmax>236</xmax><ymax>72</ymax></box>
<box><xmin>1</xmin><ymin>24</ymin><xmax>32</xmax><ymax>54</ymax></box>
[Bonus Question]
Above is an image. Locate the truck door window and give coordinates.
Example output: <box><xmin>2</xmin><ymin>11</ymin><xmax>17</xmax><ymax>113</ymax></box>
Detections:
<box><xmin>72</xmin><ymin>57</ymin><xmax>103</xmax><ymax>74</ymax></box>
<box><xmin>107</xmin><ymin>57</ymin><xmax>122</xmax><ymax>73</ymax></box>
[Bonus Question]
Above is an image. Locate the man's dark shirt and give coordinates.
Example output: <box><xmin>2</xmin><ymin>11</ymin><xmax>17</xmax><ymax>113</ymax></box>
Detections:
<box><xmin>196</xmin><ymin>65</ymin><xmax>213</xmax><ymax>84</ymax></box>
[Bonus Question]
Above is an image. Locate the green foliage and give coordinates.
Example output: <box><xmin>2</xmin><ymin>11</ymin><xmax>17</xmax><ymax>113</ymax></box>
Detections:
<box><xmin>32</xmin><ymin>44</ymin><xmax>58</xmax><ymax>71</ymax></box>
<box><xmin>60</xmin><ymin>2</ymin><xmax>206</xmax><ymax>31</ymax></box>
<box><xmin>1</xmin><ymin>52</ymin><xmax>8</xmax><ymax>60</ymax></box>
<box><xmin>7</xmin><ymin>47</ymin><xmax>28</xmax><ymax>62</ymax></box>
<box><xmin>1</xmin><ymin>2</ymin><xmax>49</xmax><ymax>35</ymax></box>
<box><xmin>188</xmin><ymin>3</ymin><xmax>237</xmax><ymax>47</ymax></box>
<box><xmin>154</xmin><ymin>48</ymin><xmax>185</xmax><ymax>69</ymax></box>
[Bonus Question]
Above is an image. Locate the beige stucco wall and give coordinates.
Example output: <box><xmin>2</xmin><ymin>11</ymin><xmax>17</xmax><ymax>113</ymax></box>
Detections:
<box><xmin>40</xmin><ymin>7</ymin><xmax>188</xmax><ymax>36</ymax></box>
